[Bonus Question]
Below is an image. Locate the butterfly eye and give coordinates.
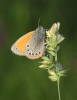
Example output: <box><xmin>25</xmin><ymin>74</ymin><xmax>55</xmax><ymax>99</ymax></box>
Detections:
<box><xmin>27</xmin><ymin>44</ymin><xmax>29</xmax><ymax>47</ymax></box>
<box><xmin>15</xmin><ymin>47</ymin><xmax>18</xmax><ymax>50</ymax></box>
<box><xmin>29</xmin><ymin>53</ymin><xmax>31</xmax><ymax>55</ymax></box>
<box><xmin>39</xmin><ymin>52</ymin><xmax>41</xmax><ymax>54</ymax></box>
<box><xmin>32</xmin><ymin>53</ymin><xmax>34</xmax><ymax>55</ymax></box>
<box><xmin>35</xmin><ymin>53</ymin><xmax>38</xmax><ymax>55</ymax></box>
<box><xmin>27</xmin><ymin>49</ymin><xmax>29</xmax><ymax>51</ymax></box>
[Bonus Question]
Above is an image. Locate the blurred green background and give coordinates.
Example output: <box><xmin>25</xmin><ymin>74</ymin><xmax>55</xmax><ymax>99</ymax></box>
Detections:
<box><xmin>0</xmin><ymin>0</ymin><xmax>77</xmax><ymax>100</ymax></box>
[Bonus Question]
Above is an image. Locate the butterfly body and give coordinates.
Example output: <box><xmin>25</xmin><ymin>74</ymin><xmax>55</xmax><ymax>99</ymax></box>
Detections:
<box><xmin>11</xmin><ymin>26</ymin><xmax>45</xmax><ymax>59</ymax></box>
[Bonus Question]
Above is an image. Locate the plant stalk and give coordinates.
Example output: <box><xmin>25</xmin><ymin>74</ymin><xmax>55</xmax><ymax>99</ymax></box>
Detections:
<box><xmin>55</xmin><ymin>49</ymin><xmax>61</xmax><ymax>100</ymax></box>
<box><xmin>57</xmin><ymin>76</ymin><xmax>61</xmax><ymax>100</ymax></box>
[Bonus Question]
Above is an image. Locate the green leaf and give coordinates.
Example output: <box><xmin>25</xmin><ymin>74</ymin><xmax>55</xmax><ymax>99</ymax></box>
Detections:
<box><xmin>39</xmin><ymin>60</ymin><xmax>51</xmax><ymax>65</ymax></box>
<box><xmin>41</xmin><ymin>56</ymin><xmax>50</xmax><ymax>60</ymax></box>
<box><xmin>47</xmin><ymin>47</ymin><xmax>55</xmax><ymax>51</ymax></box>
<box><xmin>57</xmin><ymin>34</ymin><xmax>65</xmax><ymax>44</ymax></box>
<box><xmin>48</xmin><ymin>76</ymin><xmax>57</xmax><ymax>81</ymax></box>
<box><xmin>39</xmin><ymin>65</ymin><xmax>45</xmax><ymax>68</ymax></box>
<box><xmin>48</xmin><ymin>51</ymin><xmax>56</xmax><ymax>56</ymax></box>
<box><xmin>57</xmin><ymin>46</ymin><xmax>60</xmax><ymax>51</ymax></box>
<box><xmin>48</xmin><ymin>69</ymin><xmax>56</xmax><ymax>76</ymax></box>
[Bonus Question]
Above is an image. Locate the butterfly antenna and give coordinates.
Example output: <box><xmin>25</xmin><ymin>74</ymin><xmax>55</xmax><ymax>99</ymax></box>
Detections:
<box><xmin>38</xmin><ymin>17</ymin><xmax>41</xmax><ymax>27</ymax></box>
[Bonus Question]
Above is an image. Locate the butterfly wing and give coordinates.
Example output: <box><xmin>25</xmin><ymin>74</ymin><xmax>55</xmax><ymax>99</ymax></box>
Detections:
<box><xmin>11</xmin><ymin>26</ymin><xmax>45</xmax><ymax>59</ymax></box>
<box><xmin>24</xmin><ymin>30</ymin><xmax>45</xmax><ymax>59</ymax></box>
<box><xmin>11</xmin><ymin>31</ymin><xmax>34</xmax><ymax>56</ymax></box>
<box><xmin>25</xmin><ymin>40</ymin><xmax>45</xmax><ymax>59</ymax></box>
